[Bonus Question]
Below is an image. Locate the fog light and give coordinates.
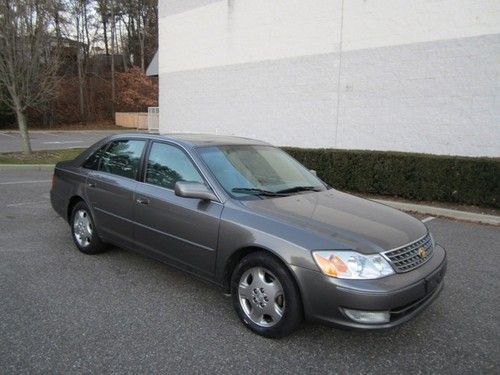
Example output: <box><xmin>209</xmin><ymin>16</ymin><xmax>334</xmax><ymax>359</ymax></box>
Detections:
<box><xmin>343</xmin><ymin>308</ymin><xmax>390</xmax><ymax>324</ymax></box>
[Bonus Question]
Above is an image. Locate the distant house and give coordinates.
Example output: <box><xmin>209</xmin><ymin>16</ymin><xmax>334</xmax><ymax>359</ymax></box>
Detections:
<box><xmin>148</xmin><ymin>1</ymin><xmax>500</xmax><ymax>157</ymax></box>
<box><xmin>48</xmin><ymin>37</ymin><xmax>82</xmax><ymax>76</ymax></box>
<box><xmin>50</xmin><ymin>37</ymin><xmax>128</xmax><ymax>76</ymax></box>
<box><xmin>90</xmin><ymin>53</ymin><xmax>129</xmax><ymax>74</ymax></box>
<box><xmin>146</xmin><ymin>51</ymin><xmax>158</xmax><ymax>77</ymax></box>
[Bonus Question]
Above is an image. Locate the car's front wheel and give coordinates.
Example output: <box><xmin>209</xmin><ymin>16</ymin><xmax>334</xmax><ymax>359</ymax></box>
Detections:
<box><xmin>231</xmin><ymin>252</ymin><xmax>303</xmax><ymax>338</ymax></box>
<box><xmin>70</xmin><ymin>201</ymin><xmax>107</xmax><ymax>255</ymax></box>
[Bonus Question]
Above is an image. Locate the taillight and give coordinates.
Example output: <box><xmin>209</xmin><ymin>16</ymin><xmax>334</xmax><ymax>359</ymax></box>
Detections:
<box><xmin>52</xmin><ymin>174</ymin><xmax>56</xmax><ymax>190</ymax></box>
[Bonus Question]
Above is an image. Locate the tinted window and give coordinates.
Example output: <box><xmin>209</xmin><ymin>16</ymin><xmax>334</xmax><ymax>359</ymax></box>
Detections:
<box><xmin>82</xmin><ymin>145</ymin><xmax>107</xmax><ymax>170</ymax></box>
<box><xmin>145</xmin><ymin>142</ymin><xmax>203</xmax><ymax>189</ymax></box>
<box><xmin>99</xmin><ymin>140</ymin><xmax>145</xmax><ymax>179</ymax></box>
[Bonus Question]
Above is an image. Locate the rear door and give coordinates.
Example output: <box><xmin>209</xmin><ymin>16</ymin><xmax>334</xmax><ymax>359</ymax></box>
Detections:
<box><xmin>133</xmin><ymin>141</ymin><xmax>223</xmax><ymax>277</ymax></box>
<box><xmin>85</xmin><ymin>139</ymin><xmax>146</xmax><ymax>248</ymax></box>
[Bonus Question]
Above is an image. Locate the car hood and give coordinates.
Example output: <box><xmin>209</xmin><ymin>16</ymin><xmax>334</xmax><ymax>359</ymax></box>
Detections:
<box><xmin>242</xmin><ymin>189</ymin><xmax>427</xmax><ymax>253</ymax></box>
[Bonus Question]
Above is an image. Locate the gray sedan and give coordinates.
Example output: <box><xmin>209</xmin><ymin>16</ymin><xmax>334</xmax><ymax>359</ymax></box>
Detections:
<box><xmin>50</xmin><ymin>133</ymin><xmax>446</xmax><ymax>338</ymax></box>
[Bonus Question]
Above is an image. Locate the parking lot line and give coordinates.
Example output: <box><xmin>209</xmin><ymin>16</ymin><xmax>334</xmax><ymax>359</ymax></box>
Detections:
<box><xmin>422</xmin><ymin>216</ymin><xmax>435</xmax><ymax>223</ymax></box>
<box><xmin>0</xmin><ymin>132</ymin><xmax>17</xmax><ymax>138</ymax></box>
<box><xmin>43</xmin><ymin>141</ymin><xmax>84</xmax><ymax>144</ymax></box>
<box><xmin>6</xmin><ymin>200</ymin><xmax>47</xmax><ymax>207</ymax></box>
<box><xmin>0</xmin><ymin>180</ymin><xmax>51</xmax><ymax>185</ymax></box>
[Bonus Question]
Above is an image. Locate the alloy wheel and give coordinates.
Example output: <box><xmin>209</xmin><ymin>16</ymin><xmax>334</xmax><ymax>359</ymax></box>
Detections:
<box><xmin>238</xmin><ymin>266</ymin><xmax>285</xmax><ymax>327</ymax></box>
<box><xmin>73</xmin><ymin>209</ymin><xmax>93</xmax><ymax>247</ymax></box>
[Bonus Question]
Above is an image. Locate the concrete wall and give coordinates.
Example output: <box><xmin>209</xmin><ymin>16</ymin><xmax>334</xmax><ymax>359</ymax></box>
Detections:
<box><xmin>158</xmin><ymin>0</ymin><xmax>500</xmax><ymax>157</ymax></box>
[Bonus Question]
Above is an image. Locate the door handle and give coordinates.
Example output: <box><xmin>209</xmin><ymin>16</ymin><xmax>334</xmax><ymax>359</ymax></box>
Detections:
<box><xmin>88</xmin><ymin>182</ymin><xmax>96</xmax><ymax>188</ymax></box>
<box><xmin>136</xmin><ymin>197</ymin><xmax>149</xmax><ymax>205</ymax></box>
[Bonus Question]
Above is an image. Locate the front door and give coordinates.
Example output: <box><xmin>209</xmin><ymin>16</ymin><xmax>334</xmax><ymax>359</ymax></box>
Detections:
<box><xmin>133</xmin><ymin>142</ymin><xmax>222</xmax><ymax>277</ymax></box>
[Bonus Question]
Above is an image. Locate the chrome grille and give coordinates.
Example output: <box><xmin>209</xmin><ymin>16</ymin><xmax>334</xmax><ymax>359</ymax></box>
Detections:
<box><xmin>382</xmin><ymin>233</ymin><xmax>434</xmax><ymax>273</ymax></box>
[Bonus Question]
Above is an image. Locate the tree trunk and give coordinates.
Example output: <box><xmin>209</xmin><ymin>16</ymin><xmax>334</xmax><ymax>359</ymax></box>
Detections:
<box><xmin>14</xmin><ymin>101</ymin><xmax>32</xmax><ymax>155</ymax></box>
<box><xmin>77</xmin><ymin>50</ymin><xmax>86</xmax><ymax>122</ymax></box>
<box><xmin>119</xmin><ymin>23</ymin><xmax>128</xmax><ymax>70</ymax></box>
<box><xmin>138</xmin><ymin>14</ymin><xmax>145</xmax><ymax>71</ymax></box>
<box><xmin>110</xmin><ymin>0</ymin><xmax>116</xmax><ymax>116</ymax></box>
<box><xmin>83</xmin><ymin>3</ymin><xmax>91</xmax><ymax>56</ymax></box>
<box><xmin>139</xmin><ymin>32</ymin><xmax>145</xmax><ymax>71</ymax></box>
<box><xmin>76</xmin><ymin>9</ymin><xmax>86</xmax><ymax>123</ymax></box>
<box><xmin>103</xmin><ymin>18</ymin><xmax>109</xmax><ymax>55</ymax></box>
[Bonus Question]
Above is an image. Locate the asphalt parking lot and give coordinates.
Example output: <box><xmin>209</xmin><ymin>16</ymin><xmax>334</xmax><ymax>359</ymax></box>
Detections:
<box><xmin>0</xmin><ymin>167</ymin><xmax>499</xmax><ymax>374</ymax></box>
<box><xmin>0</xmin><ymin>130</ymin><xmax>131</xmax><ymax>153</ymax></box>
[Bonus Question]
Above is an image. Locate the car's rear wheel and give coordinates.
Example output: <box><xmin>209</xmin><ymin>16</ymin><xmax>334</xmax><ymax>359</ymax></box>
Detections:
<box><xmin>231</xmin><ymin>252</ymin><xmax>303</xmax><ymax>338</ymax></box>
<box><xmin>70</xmin><ymin>201</ymin><xmax>106</xmax><ymax>254</ymax></box>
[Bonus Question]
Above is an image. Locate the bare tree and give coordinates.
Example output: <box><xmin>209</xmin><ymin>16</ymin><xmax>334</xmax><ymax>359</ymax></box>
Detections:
<box><xmin>75</xmin><ymin>2</ymin><xmax>86</xmax><ymax>122</ymax></box>
<box><xmin>0</xmin><ymin>0</ymin><xmax>61</xmax><ymax>154</ymax></box>
<box><xmin>96</xmin><ymin>0</ymin><xmax>110</xmax><ymax>55</ymax></box>
<box><xmin>137</xmin><ymin>4</ymin><xmax>145</xmax><ymax>71</ymax></box>
<box><xmin>118</xmin><ymin>0</ymin><xmax>156</xmax><ymax>71</ymax></box>
<box><xmin>110</xmin><ymin>0</ymin><xmax>116</xmax><ymax>114</ymax></box>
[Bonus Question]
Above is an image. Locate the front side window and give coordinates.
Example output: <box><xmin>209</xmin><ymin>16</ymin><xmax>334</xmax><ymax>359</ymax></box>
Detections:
<box><xmin>197</xmin><ymin>145</ymin><xmax>326</xmax><ymax>199</ymax></box>
<box><xmin>145</xmin><ymin>142</ymin><xmax>203</xmax><ymax>189</ymax></box>
<box><xmin>99</xmin><ymin>140</ymin><xmax>145</xmax><ymax>179</ymax></box>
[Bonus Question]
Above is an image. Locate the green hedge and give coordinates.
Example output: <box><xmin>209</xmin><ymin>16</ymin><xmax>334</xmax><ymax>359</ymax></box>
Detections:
<box><xmin>284</xmin><ymin>148</ymin><xmax>500</xmax><ymax>208</ymax></box>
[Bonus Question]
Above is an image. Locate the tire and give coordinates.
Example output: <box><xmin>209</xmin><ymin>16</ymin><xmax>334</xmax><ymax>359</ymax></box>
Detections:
<box><xmin>70</xmin><ymin>201</ymin><xmax>107</xmax><ymax>255</ymax></box>
<box><xmin>231</xmin><ymin>252</ymin><xmax>303</xmax><ymax>338</ymax></box>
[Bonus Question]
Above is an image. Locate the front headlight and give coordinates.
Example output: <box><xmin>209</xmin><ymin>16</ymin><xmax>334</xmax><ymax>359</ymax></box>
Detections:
<box><xmin>312</xmin><ymin>251</ymin><xmax>395</xmax><ymax>279</ymax></box>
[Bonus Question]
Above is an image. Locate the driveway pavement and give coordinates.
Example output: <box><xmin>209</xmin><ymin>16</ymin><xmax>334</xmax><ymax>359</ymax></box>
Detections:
<box><xmin>0</xmin><ymin>130</ymin><xmax>134</xmax><ymax>153</ymax></box>
<box><xmin>0</xmin><ymin>167</ymin><xmax>498</xmax><ymax>374</ymax></box>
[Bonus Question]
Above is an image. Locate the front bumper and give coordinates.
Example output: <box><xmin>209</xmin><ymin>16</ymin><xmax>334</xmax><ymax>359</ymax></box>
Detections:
<box><xmin>292</xmin><ymin>244</ymin><xmax>447</xmax><ymax>329</ymax></box>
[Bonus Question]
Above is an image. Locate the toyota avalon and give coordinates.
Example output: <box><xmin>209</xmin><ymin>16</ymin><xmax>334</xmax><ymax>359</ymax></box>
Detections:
<box><xmin>50</xmin><ymin>133</ymin><xmax>446</xmax><ymax>338</ymax></box>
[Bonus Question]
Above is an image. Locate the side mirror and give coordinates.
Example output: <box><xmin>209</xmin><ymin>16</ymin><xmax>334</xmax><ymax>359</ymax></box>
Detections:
<box><xmin>174</xmin><ymin>181</ymin><xmax>218</xmax><ymax>201</ymax></box>
<box><xmin>310</xmin><ymin>169</ymin><xmax>317</xmax><ymax>176</ymax></box>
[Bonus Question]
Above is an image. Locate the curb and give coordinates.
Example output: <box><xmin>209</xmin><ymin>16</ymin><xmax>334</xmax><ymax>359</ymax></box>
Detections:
<box><xmin>0</xmin><ymin>164</ymin><xmax>55</xmax><ymax>169</ymax></box>
<box><xmin>1</xmin><ymin>129</ymin><xmax>133</xmax><ymax>134</ymax></box>
<box><xmin>374</xmin><ymin>199</ymin><xmax>500</xmax><ymax>226</ymax></box>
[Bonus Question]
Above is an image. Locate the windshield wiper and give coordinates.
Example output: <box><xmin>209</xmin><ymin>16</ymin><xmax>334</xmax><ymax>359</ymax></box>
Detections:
<box><xmin>231</xmin><ymin>187</ymin><xmax>288</xmax><ymax>197</ymax></box>
<box><xmin>275</xmin><ymin>186</ymin><xmax>322</xmax><ymax>194</ymax></box>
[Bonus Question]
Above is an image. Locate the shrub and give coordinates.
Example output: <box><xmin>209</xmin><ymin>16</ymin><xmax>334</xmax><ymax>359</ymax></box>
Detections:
<box><xmin>115</xmin><ymin>67</ymin><xmax>158</xmax><ymax>112</ymax></box>
<box><xmin>284</xmin><ymin>148</ymin><xmax>500</xmax><ymax>208</ymax></box>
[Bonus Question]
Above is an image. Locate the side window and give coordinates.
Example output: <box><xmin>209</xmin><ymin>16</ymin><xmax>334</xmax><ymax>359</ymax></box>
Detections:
<box><xmin>145</xmin><ymin>142</ymin><xmax>204</xmax><ymax>189</ymax></box>
<box><xmin>100</xmin><ymin>140</ymin><xmax>145</xmax><ymax>179</ymax></box>
<box><xmin>82</xmin><ymin>144</ymin><xmax>107</xmax><ymax>170</ymax></box>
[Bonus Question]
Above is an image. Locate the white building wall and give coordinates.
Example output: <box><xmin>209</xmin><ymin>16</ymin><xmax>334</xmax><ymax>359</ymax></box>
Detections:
<box><xmin>158</xmin><ymin>0</ymin><xmax>500</xmax><ymax>157</ymax></box>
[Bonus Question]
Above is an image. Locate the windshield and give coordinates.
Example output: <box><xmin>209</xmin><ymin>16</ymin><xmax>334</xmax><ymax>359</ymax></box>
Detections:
<box><xmin>197</xmin><ymin>145</ymin><xmax>327</xmax><ymax>199</ymax></box>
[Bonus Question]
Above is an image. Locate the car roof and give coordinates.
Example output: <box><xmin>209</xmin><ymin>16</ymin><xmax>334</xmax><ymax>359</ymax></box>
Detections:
<box><xmin>111</xmin><ymin>132</ymin><xmax>271</xmax><ymax>148</ymax></box>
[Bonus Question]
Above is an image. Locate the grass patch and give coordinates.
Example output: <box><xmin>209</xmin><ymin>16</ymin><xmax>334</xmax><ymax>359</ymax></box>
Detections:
<box><xmin>0</xmin><ymin>148</ymin><xmax>85</xmax><ymax>164</ymax></box>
